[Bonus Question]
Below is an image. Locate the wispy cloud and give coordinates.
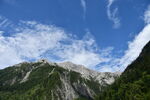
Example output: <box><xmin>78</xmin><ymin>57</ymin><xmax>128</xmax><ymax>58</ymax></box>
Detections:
<box><xmin>0</xmin><ymin>17</ymin><xmax>112</xmax><ymax>69</ymax></box>
<box><xmin>80</xmin><ymin>0</ymin><xmax>87</xmax><ymax>19</ymax></box>
<box><xmin>1</xmin><ymin>5</ymin><xmax>149</xmax><ymax>72</ymax></box>
<box><xmin>99</xmin><ymin>24</ymin><xmax>150</xmax><ymax>72</ymax></box>
<box><xmin>99</xmin><ymin>5</ymin><xmax>150</xmax><ymax>72</ymax></box>
<box><xmin>0</xmin><ymin>16</ymin><xmax>11</xmax><ymax>28</ymax></box>
<box><xmin>106</xmin><ymin>0</ymin><xmax>120</xmax><ymax>28</ymax></box>
<box><xmin>118</xmin><ymin>5</ymin><xmax>150</xmax><ymax>69</ymax></box>
<box><xmin>144</xmin><ymin>5</ymin><xmax>150</xmax><ymax>24</ymax></box>
<box><xmin>117</xmin><ymin>25</ymin><xmax>150</xmax><ymax>71</ymax></box>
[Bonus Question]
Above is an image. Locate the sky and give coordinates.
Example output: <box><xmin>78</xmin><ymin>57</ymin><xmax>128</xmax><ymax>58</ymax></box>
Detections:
<box><xmin>0</xmin><ymin>0</ymin><xmax>150</xmax><ymax>72</ymax></box>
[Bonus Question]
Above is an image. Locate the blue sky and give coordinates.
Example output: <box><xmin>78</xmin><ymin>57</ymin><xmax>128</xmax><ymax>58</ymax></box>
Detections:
<box><xmin>0</xmin><ymin>0</ymin><xmax>150</xmax><ymax>72</ymax></box>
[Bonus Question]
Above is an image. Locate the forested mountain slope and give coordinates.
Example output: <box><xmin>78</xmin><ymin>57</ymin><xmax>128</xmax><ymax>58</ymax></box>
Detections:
<box><xmin>96</xmin><ymin>41</ymin><xmax>150</xmax><ymax>100</ymax></box>
<box><xmin>0</xmin><ymin>59</ymin><xmax>119</xmax><ymax>100</ymax></box>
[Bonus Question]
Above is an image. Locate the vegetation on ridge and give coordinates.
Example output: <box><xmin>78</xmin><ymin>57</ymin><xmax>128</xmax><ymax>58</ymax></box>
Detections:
<box><xmin>95</xmin><ymin>41</ymin><xmax>150</xmax><ymax>100</ymax></box>
<box><xmin>0</xmin><ymin>61</ymin><xmax>101</xmax><ymax>100</ymax></box>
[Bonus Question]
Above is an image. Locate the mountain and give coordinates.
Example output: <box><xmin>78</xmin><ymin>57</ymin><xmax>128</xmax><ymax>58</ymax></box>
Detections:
<box><xmin>57</xmin><ymin>61</ymin><xmax>120</xmax><ymax>85</ymax></box>
<box><xmin>96</xmin><ymin>41</ymin><xmax>150</xmax><ymax>100</ymax></box>
<box><xmin>1</xmin><ymin>40</ymin><xmax>150</xmax><ymax>100</ymax></box>
<box><xmin>0</xmin><ymin>59</ymin><xmax>119</xmax><ymax>100</ymax></box>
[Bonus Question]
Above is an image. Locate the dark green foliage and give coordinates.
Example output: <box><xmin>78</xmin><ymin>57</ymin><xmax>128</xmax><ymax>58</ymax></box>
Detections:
<box><xmin>96</xmin><ymin>41</ymin><xmax>150</xmax><ymax>100</ymax></box>
<box><xmin>74</xmin><ymin>96</ymin><xmax>89</xmax><ymax>100</ymax></box>
<box><xmin>0</xmin><ymin>61</ymin><xmax>101</xmax><ymax>100</ymax></box>
<box><xmin>85</xmin><ymin>77</ymin><xmax>101</xmax><ymax>94</ymax></box>
<box><xmin>0</xmin><ymin>62</ymin><xmax>63</xmax><ymax>100</ymax></box>
<box><xmin>70</xmin><ymin>71</ymin><xmax>83</xmax><ymax>83</ymax></box>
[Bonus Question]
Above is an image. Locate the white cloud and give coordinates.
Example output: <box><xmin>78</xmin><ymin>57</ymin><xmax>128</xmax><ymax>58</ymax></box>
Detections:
<box><xmin>118</xmin><ymin>24</ymin><xmax>150</xmax><ymax>71</ymax></box>
<box><xmin>144</xmin><ymin>5</ymin><xmax>150</xmax><ymax>24</ymax></box>
<box><xmin>0</xmin><ymin>18</ymin><xmax>112</xmax><ymax>69</ymax></box>
<box><xmin>120</xmin><ymin>6</ymin><xmax>150</xmax><ymax>69</ymax></box>
<box><xmin>100</xmin><ymin>23</ymin><xmax>150</xmax><ymax>72</ymax></box>
<box><xmin>98</xmin><ymin>65</ymin><xmax>114</xmax><ymax>72</ymax></box>
<box><xmin>99</xmin><ymin>5</ymin><xmax>150</xmax><ymax>72</ymax></box>
<box><xmin>80</xmin><ymin>0</ymin><xmax>87</xmax><ymax>19</ymax></box>
<box><xmin>0</xmin><ymin>16</ymin><xmax>11</xmax><ymax>28</ymax></box>
<box><xmin>55</xmin><ymin>34</ymin><xmax>111</xmax><ymax>68</ymax></box>
<box><xmin>107</xmin><ymin>0</ymin><xmax>120</xmax><ymax>28</ymax></box>
<box><xmin>0</xmin><ymin>31</ymin><xmax>4</xmax><ymax>34</ymax></box>
<box><xmin>117</xmin><ymin>5</ymin><xmax>150</xmax><ymax>71</ymax></box>
<box><xmin>1</xmin><ymin>5</ymin><xmax>149</xmax><ymax>72</ymax></box>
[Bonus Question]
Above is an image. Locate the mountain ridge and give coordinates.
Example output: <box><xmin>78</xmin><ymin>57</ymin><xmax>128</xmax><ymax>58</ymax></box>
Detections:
<box><xmin>12</xmin><ymin>59</ymin><xmax>120</xmax><ymax>85</ymax></box>
<box><xmin>96</xmin><ymin>41</ymin><xmax>150</xmax><ymax>100</ymax></box>
<box><xmin>0</xmin><ymin>59</ymin><xmax>119</xmax><ymax>100</ymax></box>
<box><xmin>2</xmin><ymin>40</ymin><xmax>150</xmax><ymax>100</ymax></box>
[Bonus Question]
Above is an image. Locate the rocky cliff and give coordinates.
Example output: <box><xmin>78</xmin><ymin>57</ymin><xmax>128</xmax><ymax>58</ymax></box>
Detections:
<box><xmin>0</xmin><ymin>60</ymin><xmax>119</xmax><ymax>100</ymax></box>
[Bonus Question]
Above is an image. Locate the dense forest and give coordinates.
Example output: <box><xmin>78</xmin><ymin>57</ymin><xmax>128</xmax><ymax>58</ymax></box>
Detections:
<box><xmin>0</xmin><ymin>61</ymin><xmax>102</xmax><ymax>100</ymax></box>
<box><xmin>95</xmin><ymin>41</ymin><xmax>150</xmax><ymax>100</ymax></box>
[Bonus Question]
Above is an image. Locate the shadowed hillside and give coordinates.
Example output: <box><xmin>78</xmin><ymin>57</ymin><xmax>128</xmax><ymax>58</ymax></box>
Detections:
<box><xmin>95</xmin><ymin>41</ymin><xmax>150</xmax><ymax>100</ymax></box>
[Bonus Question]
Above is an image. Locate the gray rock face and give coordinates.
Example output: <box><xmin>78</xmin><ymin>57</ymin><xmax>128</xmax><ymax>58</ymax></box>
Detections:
<box><xmin>35</xmin><ymin>59</ymin><xmax>120</xmax><ymax>99</ymax></box>
<box><xmin>57</xmin><ymin>61</ymin><xmax>120</xmax><ymax>85</ymax></box>
<box><xmin>35</xmin><ymin>60</ymin><xmax>120</xmax><ymax>85</ymax></box>
<box><xmin>0</xmin><ymin>59</ymin><xmax>120</xmax><ymax>100</ymax></box>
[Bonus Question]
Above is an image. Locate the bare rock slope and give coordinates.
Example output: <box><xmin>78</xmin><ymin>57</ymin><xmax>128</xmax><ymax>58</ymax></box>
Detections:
<box><xmin>0</xmin><ymin>59</ymin><xmax>120</xmax><ymax>100</ymax></box>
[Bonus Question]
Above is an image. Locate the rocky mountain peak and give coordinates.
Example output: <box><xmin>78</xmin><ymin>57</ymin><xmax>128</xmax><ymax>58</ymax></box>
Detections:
<box><xmin>0</xmin><ymin>58</ymin><xmax>121</xmax><ymax>100</ymax></box>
